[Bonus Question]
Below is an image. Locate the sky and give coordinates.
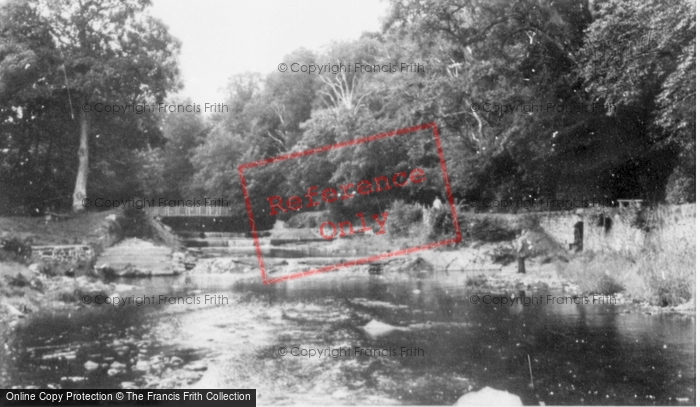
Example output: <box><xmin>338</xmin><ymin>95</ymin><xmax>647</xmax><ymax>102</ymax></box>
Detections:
<box><xmin>150</xmin><ymin>0</ymin><xmax>389</xmax><ymax>104</ymax></box>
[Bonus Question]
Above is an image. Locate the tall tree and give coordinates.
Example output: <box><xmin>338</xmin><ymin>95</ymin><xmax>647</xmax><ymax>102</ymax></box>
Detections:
<box><xmin>0</xmin><ymin>0</ymin><xmax>181</xmax><ymax>212</ymax></box>
<box><xmin>577</xmin><ymin>0</ymin><xmax>696</xmax><ymax>203</ymax></box>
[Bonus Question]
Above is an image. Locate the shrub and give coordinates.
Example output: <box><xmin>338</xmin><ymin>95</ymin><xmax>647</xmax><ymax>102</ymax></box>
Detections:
<box><xmin>597</xmin><ymin>274</ymin><xmax>625</xmax><ymax>296</ymax></box>
<box><xmin>387</xmin><ymin>200</ymin><xmax>425</xmax><ymax>238</ymax></box>
<box><xmin>465</xmin><ymin>274</ymin><xmax>488</xmax><ymax>287</ymax></box>
<box><xmin>0</xmin><ymin>237</ymin><xmax>32</xmax><ymax>264</ymax></box>
<box><xmin>427</xmin><ymin>205</ymin><xmax>455</xmax><ymax>239</ymax></box>
<box><xmin>557</xmin><ymin>253</ymin><xmax>631</xmax><ymax>296</ymax></box>
<box><xmin>636</xmin><ymin>237</ymin><xmax>695</xmax><ymax>306</ymax></box>
<box><xmin>118</xmin><ymin>206</ymin><xmax>154</xmax><ymax>239</ymax></box>
<box><xmin>469</xmin><ymin>217</ymin><xmax>518</xmax><ymax>242</ymax></box>
<box><xmin>287</xmin><ymin>211</ymin><xmax>329</xmax><ymax>228</ymax></box>
<box><xmin>490</xmin><ymin>243</ymin><xmax>516</xmax><ymax>265</ymax></box>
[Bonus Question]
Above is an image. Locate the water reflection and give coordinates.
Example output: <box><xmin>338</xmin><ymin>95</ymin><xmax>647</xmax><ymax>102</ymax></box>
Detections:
<box><xmin>234</xmin><ymin>271</ymin><xmax>695</xmax><ymax>405</ymax></box>
<box><xmin>1</xmin><ymin>270</ymin><xmax>695</xmax><ymax>405</ymax></box>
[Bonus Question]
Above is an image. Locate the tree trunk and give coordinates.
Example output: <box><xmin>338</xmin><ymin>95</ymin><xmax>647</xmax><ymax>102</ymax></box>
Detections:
<box><xmin>71</xmin><ymin>108</ymin><xmax>89</xmax><ymax>212</ymax></box>
<box><xmin>517</xmin><ymin>256</ymin><xmax>526</xmax><ymax>274</ymax></box>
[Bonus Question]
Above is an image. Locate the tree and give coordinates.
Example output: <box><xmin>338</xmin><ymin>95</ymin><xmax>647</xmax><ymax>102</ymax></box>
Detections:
<box><xmin>0</xmin><ymin>0</ymin><xmax>181</xmax><ymax>212</ymax></box>
<box><xmin>577</xmin><ymin>0</ymin><xmax>695</xmax><ymax>203</ymax></box>
<box><xmin>381</xmin><ymin>0</ymin><xmax>596</xmax><ymax>205</ymax></box>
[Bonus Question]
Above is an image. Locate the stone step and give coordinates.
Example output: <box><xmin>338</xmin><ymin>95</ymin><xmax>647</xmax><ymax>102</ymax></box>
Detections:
<box><xmin>181</xmin><ymin>239</ymin><xmax>269</xmax><ymax>248</ymax></box>
<box><xmin>199</xmin><ymin>246</ymin><xmax>269</xmax><ymax>254</ymax></box>
<box><xmin>101</xmin><ymin>247</ymin><xmax>172</xmax><ymax>253</ymax></box>
<box><xmin>99</xmin><ymin>253</ymin><xmax>172</xmax><ymax>259</ymax></box>
<box><xmin>175</xmin><ymin>232</ymin><xmax>252</xmax><ymax>239</ymax></box>
<box><xmin>97</xmin><ymin>259</ymin><xmax>172</xmax><ymax>265</ymax></box>
<box><xmin>100</xmin><ymin>252</ymin><xmax>171</xmax><ymax>259</ymax></box>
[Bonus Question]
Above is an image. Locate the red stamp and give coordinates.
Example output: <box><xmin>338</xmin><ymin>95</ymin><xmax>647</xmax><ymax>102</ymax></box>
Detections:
<box><xmin>238</xmin><ymin>122</ymin><xmax>461</xmax><ymax>284</ymax></box>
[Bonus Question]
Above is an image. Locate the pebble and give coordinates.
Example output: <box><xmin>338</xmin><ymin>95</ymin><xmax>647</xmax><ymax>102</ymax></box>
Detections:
<box><xmin>184</xmin><ymin>361</ymin><xmax>208</xmax><ymax>372</ymax></box>
<box><xmin>83</xmin><ymin>361</ymin><xmax>99</xmax><ymax>371</ymax></box>
<box><xmin>170</xmin><ymin>356</ymin><xmax>184</xmax><ymax>366</ymax></box>
<box><xmin>110</xmin><ymin>361</ymin><xmax>126</xmax><ymax>370</ymax></box>
<box><xmin>61</xmin><ymin>376</ymin><xmax>86</xmax><ymax>383</ymax></box>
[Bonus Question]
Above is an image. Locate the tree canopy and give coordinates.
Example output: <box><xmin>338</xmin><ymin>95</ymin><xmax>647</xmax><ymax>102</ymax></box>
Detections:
<box><xmin>0</xmin><ymin>0</ymin><xmax>694</xmax><ymax>218</ymax></box>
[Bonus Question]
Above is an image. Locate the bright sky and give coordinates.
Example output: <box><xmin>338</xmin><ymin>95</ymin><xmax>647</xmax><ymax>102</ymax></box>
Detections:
<box><xmin>150</xmin><ymin>0</ymin><xmax>388</xmax><ymax>104</ymax></box>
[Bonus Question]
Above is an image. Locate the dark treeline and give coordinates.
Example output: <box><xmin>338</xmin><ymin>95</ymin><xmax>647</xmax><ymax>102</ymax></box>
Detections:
<box><xmin>0</xmin><ymin>0</ymin><xmax>694</xmax><ymax>222</ymax></box>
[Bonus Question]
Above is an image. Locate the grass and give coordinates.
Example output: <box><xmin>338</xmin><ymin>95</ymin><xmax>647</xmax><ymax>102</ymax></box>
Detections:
<box><xmin>557</xmin><ymin>237</ymin><xmax>695</xmax><ymax>307</ymax></box>
<box><xmin>0</xmin><ymin>209</ymin><xmax>120</xmax><ymax>246</ymax></box>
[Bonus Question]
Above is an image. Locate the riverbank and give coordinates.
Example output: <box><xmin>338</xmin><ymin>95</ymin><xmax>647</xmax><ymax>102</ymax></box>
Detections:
<box><xmin>0</xmin><ymin>209</ymin><xmax>183</xmax><ymax>327</ymax></box>
<box><xmin>1</xmin><ymin>205</ymin><xmax>694</xmax><ymax>332</ymax></box>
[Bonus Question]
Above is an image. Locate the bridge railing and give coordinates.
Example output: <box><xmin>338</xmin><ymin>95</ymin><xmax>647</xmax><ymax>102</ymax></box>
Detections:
<box><xmin>147</xmin><ymin>206</ymin><xmax>234</xmax><ymax>217</ymax></box>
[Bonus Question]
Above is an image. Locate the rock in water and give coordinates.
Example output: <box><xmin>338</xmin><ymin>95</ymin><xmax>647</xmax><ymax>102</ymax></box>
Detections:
<box><xmin>83</xmin><ymin>361</ymin><xmax>99</xmax><ymax>372</ymax></box>
<box><xmin>454</xmin><ymin>387</ymin><xmax>522</xmax><ymax>406</ymax></box>
<box><xmin>3</xmin><ymin>302</ymin><xmax>25</xmax><ymax>318</ymax></box>
<box><xmin>362</xmin><ymin>320</ymin><xmax>406</xmax><ymax>337</ymax></box>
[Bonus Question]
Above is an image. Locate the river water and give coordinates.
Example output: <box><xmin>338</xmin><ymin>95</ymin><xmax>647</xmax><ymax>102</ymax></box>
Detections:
<box><xmin>0</xmin><ymin>269</ymin><xmax>695</xmax><ymax>405</ymax></box>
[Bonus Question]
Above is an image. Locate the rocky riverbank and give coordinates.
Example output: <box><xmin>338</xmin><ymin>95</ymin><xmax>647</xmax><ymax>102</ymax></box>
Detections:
<box><xmin>0</xmin><ymin>210</ymin><xmax>189</xmax><ymax>328</ymax></box>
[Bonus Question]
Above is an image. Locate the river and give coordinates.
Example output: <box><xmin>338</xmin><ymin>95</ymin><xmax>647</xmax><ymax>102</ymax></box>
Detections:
<box><xmin>0</xmin><ymin>269</ymin><xmax>695</xmax><ymax>405</ymax></box>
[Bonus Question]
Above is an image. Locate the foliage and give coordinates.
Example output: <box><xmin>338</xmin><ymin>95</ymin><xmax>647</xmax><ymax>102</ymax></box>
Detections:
<box><xmin>0</xmin><ymin>0</ymin><xmax>694</xmax><ymax>222</ymax></box>
<box><xmin>386</xmin><ymin>200</ymin><xmax>424</xmax><ymax>238</ymax></box>
<box><xmin>489</xmin><ymin>244</ymin><xmax>516</xmax><ymax>265</ymax></box>
<box><xmin>426</xmin><ymin>205</ymin><xmax>455</xmax><ymax>239</ymax></box>
<box><xmin>468</xmin><ymin>216</ymin><xmax>518</xmax><ymax>243</ymax></box>
<box><xmin>117</xmin><ymin>207</ymin><xmax>154</xmax><ymax>240</ymax></box>
<box><xmin>577</xmin><ymin>0</ymin><xmax>696</xmax><ymax>203</ymax></box>
<box><xmin>0</xmin><ymin>236</ymin><xmax>32</xmax><ymax>263</ymax></box>
<box><xmin>0</xmin><ymin>0</ymin><xmax>181</xmax><ymax>213</ymax></box>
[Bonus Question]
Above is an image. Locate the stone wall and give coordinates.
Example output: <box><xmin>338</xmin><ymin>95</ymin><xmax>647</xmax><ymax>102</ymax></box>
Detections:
<box><xmin>536</xmin><ymin>204</ymin><xmax>695</xmax><ymax>254</ymax></box>
<box><xmin>31</xmin><ymin>245</ymin><xmax>95</xmax><ymax>271</ymax></box>
<box><xmin>30</xmin><ymin>214</ymin><xmax>123</xmax><ymax>276</ymax></box>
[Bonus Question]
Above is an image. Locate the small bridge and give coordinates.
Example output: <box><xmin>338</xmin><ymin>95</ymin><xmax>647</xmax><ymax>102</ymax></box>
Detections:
<box><xmin>147</xmin><ymin>205</ymin><xmax>234</xmax><ymax>217</ymax></box>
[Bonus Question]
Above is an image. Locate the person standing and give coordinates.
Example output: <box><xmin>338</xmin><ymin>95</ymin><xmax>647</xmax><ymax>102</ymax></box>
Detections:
<box><xmin>515</xmin><ymin>230</ymin><xmax>532</xmax><ymax>274</ymax></box>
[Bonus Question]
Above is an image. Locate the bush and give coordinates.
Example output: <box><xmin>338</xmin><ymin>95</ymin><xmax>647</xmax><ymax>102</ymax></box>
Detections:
<box><xmin>469</xmin><ymin>217</ymin><xmax>518</xmax><ymax>242</ymax></box>
<box><xmin>597</xmin><ymin>274</ymin><xmax>625</xmax><ymax>296</ymax></box>
<box><xmin>490</xmin><ymin>243</ymin><xmax>516</xmax><ymax>265</ymax></box>
<box><xmin>427</xmin><ymin>205</ymin><xmax>455</xmax><ymax>239</ymax></box>
<box><xmin>465</xmin><ymin>274</ymin><xmax>488</xmax><ymax>287</ymax></box>
<box><xmin>557</xmin><ymin>253</ymin><xmax>631</xmax><ymax>296</ymax></box>
<box><xmin>557</xmin><ymin>238</ymin><xmax>695</xmax><ymax>307</ymax></box>
<box><xmin>287</xmin><ymin>211</ymin><xmax>329</xmax><ymax>228</ymax></box>
<box><xmin>1</xmin><ymin>237</ymin><xmax>32</xmax><ymax>264</ymax></box>
<box><xmin>386</xmin><ymin>200</ymin><xmax>425</xmax><ymax>238</ymax></box>
<box><xmin>637</xmin><ymin>237</ymin><xmax>695</xmax><ymax>306</ymax></box>
<box><xmin>118</xmin><ymin>207</ymin><xmax>154</xmax><ymax>239</ymax></box>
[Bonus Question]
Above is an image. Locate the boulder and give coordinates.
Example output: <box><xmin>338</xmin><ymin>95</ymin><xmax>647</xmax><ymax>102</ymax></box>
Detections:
<box><xmin>117</xmin><ymin>265</ymin><xmax>152</xmax><ymax>278</ymax></box>
<box><xmin>454</xmin><ymin>387</ymin><xmax>522</xmax><ymax>406</ymax></box>
<box><xmin>6</xmin><ymin>272</ymin><xmax>31</xmax><ymax>288</ymax></box>
<box><xmin>361</xmin><ymin>320</ymin><xmax>407</xmax><ymax>337</ymax></box>
<box><xmin>184</xmin><ymin>361</ymin><xmax>208</xmax><ymax>372</ymax></box>
<box><xmin>28</xmin><ymin>262</ymin><xmax>48</xmax><ymax>275</ymax></box>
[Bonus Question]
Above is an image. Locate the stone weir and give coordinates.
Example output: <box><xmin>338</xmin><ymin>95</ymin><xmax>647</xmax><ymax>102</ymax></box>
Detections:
<box><xmin>174</xmin><ymin>223</ymin><xmax>370</xmax><ymax>259</ymax></box>
<box><xmin>178</xmin><ymin>231</ymin><xmax>272</xmax><ymax>257</ymax></box>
